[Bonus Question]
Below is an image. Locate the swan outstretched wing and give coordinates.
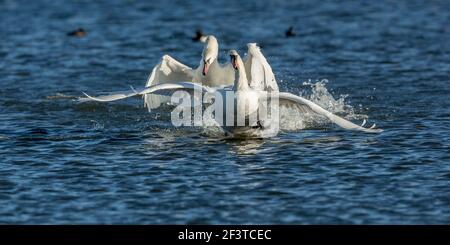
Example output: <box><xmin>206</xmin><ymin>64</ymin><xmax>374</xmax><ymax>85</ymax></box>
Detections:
<box><xmin>145</xmin><ymin>55</ymin><xmax>194</xmax><ymax>86</ymax></box>
<box><xmin>81</xmin><ymin>82</ymin><xmax>211</xmax><ymax>103</ymax></box>
<box><xmin>244</xmin><ymin>43</ymin><xmax>279</xmax><ymax>92</ymax></box>
<box><xmin>79</xmin><ymin>86</ymin><xmax>142</xmax><ymax>102</ymax></box>
<box><xmin>264</xmin><ymin>92</ymin><xmax>383</xmax><ymax>133</ymax></box>
<box><xmin>144</xmin><ymin>55</ymin><xmax>195</xmax><ymax>109</ymax></box>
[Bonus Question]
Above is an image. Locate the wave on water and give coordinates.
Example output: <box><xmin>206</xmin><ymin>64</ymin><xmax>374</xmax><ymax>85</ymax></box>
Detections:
<box><xmin>46</xmin><ymin>93</ymin><xmax>79</xmax><ymax>100</ymax></box>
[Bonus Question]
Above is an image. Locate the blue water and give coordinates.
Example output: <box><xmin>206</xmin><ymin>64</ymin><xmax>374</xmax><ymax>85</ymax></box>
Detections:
<box><xmin>1</xmin><ymin>0</ymin><xmax>450</xmax><ymax>224</ymax></box>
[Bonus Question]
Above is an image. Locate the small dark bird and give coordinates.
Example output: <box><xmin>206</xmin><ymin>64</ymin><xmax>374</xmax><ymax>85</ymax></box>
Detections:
<box><xmin>67</xmin><ymin>28</ymin><xmax>86</xmax><ymax>37</ymax></box>
<box><xmin>285</xmin><ymin>26</ymin><xmax>296</xmax><ymax>37</ymax></box>
<box><xmin>192</xmin><ymin>29</ymin><xmax>205</xmax><ymax>42</ymax></box>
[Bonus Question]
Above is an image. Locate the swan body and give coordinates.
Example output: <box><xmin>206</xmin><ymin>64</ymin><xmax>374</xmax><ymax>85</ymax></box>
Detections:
<box><xmin>220</xmin><ymin>50</ymin><xmax>261</xmax><ymax>136</ymax></box>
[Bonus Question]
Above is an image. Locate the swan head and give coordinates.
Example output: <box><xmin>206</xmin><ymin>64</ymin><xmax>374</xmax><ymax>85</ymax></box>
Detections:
<box><xmin>246</xmin><ymin>43</ymin><xmax>260</xmax><ymax>57</ymax></box>
<box><xmin>201</xmin><ymin>35</ymin><xmax>219</xmax><ymax>76</ymax></box>
<box><xmin>229</xmin><ymin>50</ymin><xmax>248</xmax><ymax>90</ymax></box>
<box><xmin>247</xmin><ymin>43</ymin><xmax>259</xmax><ymax>50</ymax></box>
<box><xmin>229</xmin><ymin>50</ymin><xmax>241</xmax><ymax>70</ymax></box>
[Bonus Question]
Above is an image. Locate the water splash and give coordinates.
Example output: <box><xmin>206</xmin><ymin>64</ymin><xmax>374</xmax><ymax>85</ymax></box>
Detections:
<box><xmin>303</xmin><ymin>79</ymin><xmax>349</xmax><ymax>115</ymax></box>
<box><xmin>280</xmin><ymin>79</ymin><xmax>368</xmax><ymax>131</ymax></box>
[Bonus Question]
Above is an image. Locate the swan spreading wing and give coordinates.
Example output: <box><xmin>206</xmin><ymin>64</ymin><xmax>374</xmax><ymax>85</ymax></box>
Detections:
<box><xmin>82</xmin><ymin>82</ymin><xmax>212</xmax><ymax>103</ymax></box>
<box><xmin>261</xmin><ymin>91</ymin><xmax>382</xmax><ymax>133</ymax></box>
<box><xmin>244</xmin><ymin>43</ymin><xmax>279</xmax><ymax>92</ymax></box>
<box><xmin>143</xmin><ymin>55</ymin><xmax>196</xmax><ymax>109</ymax></box>
<box><xmin>145</xmin><ymin>55</ymin><xmax>194</xmax><ymax>87</ymax></box>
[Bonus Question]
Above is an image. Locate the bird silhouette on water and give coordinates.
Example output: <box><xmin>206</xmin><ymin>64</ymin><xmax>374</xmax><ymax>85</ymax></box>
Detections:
<box><xmin>67</xmin><ymin>28</ymin><xmax>86</xmax><ymax>37</ymax></box>
<box><xmin>285</xmin><ymin>26</ymin><xmax>296</xmax><ymax>37</ymax></box>
<box><xmin>192</xmin><ymin>29</ymin><xmax>205</xmax><ymax>41</ymax></box>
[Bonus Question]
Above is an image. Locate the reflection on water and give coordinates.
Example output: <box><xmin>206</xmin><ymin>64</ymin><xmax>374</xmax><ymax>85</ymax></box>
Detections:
<box><xmin>227</xmin><ymin>139</ymin><xmax>267</xmax><ymax>155</ymax></box>
<box><xmin>300</xmin><ymin>135</ymin><xmax>343</xmax><ymax>145</ymax></box>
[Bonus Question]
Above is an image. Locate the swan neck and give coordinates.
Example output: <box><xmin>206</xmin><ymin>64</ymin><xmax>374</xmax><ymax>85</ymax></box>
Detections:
<box><xmin>234</xmin><ymin>58</ymin><xmax>249</xmax><ymax>91</ymax></box>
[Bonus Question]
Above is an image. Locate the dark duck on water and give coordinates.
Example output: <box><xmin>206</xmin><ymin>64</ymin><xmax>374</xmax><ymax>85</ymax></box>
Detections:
<box><xmin>192</xmin><ymin>29</ymin><xmax>205</xmax><ymax>41</ymax></box>
<box><xmin>285</xmin><ymin>26</ymin><xmax>296</xmax><ymax>37</ymax></box>
<box><xmin>67</xmin><ymin>28</ymin><xmax>86</xmax><ymax>37</ymax></box>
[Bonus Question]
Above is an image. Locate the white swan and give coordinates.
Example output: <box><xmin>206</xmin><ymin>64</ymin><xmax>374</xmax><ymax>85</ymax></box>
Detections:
<box><xmin>143</xmin><ymin>36</ymin><xmax>278</xmax><ymax>110</ymax></box>
<box><xmin>143</xmin><ymin>35</ymin><xmax>231</xmax><ymax>110</ymax></box>
<box><xmin>220</xmin><ymin>50</ymin><xmax>382</xmax><ymax>136</ymax></box>
<box><xmin>82</xmin><ymin>50</ymin><xmax>383</xmax><ymax>135</ymax></box>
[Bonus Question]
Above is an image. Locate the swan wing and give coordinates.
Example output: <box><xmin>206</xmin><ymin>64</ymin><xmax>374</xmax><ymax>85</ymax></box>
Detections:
<box><xmin>244</xmin><ymin>43</ymin><xmax>279</xmax><ymax>92</ymax></box>
<box><xmin>80</xmin><ymin>86</ymin><xmax>143</xmax><ymax>102</ymax></box>
<box><xmin>145</xmin><ymin>55</ymin><xmax>194</xmax><ymax>86</ymax></box>
<box><xmin>219</xmin><ymin>62</ymin><xmax>236</xmax><ymax>87</ymax></box>
<box><xmin>81</xmin><ymin>82</ymin><xmax>210</xmax><ymax>104</ymax></box>
<box><xmin>264</xmin><ymin>92</ymin><xmax>383</xmax><ymax>133</ymax></box>
<box><xmin>144</xmin><ymin>55</ymin><xmax>195</xmax><ymax>109</ymax></box>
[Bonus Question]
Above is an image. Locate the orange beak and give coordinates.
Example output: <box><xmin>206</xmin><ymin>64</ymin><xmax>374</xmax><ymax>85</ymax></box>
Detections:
<box><xmin>202</xmin><ymin>61</ymin><xmax>209</xmax><ymax>76</ymax></box>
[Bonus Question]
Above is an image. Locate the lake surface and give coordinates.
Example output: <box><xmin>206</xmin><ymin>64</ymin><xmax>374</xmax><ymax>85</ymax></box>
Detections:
<box><xmin>1</xmin><ymin>0</ymin><xmax>450</xmax><ymax>224</ymax></box>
